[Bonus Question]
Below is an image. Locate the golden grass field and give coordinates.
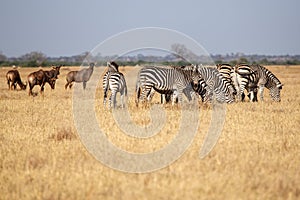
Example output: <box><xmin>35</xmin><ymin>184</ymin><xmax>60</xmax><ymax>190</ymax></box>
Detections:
<box><xmin>0</xmin><ymin>65</ymin><xmax>299</xmax><ymax>199</ymax></box>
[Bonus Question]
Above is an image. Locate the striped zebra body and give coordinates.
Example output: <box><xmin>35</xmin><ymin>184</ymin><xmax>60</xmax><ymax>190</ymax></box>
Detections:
<box><xmin>135</xmin><ymin>66</ymin><xmax>202</xmax><ymax>106</ymax></box>
<box><xmin>233</xmin><ymin>64</ymin><xmax>257</xmax><ymax>101</ymax></box>
<box><xmin>249</xmin><ymin>64</ymin><xmax>283</xmax><ymax>102</ymax></box>
<box><xmin>103</xmin><ymin>62</ymin><xmax>127</xmax><ymax>108</ymax></box>
<box><xmin>196</xmin><ymin>65</ymin><xmax>236</xmax><ymax>103</ymax></box>
<box><xmin>103</xmin><ymin>71</ymin><xmax>127</xmax><ymax>108</ymax></box>
<box><xmin>145</xmin><ymin>66</ymin><xmax>208</xmax><ymax>104</ymax></box>
<box><xmin>216</xmin><ymin>64</ymin><xmax>234</xmax><ymax>80</ymax></box>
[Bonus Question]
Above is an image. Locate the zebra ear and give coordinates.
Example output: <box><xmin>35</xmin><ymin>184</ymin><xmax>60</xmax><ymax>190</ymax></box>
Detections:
<box><xmin>192</xmin><ymin>64</ymin><xmax>197</xmax><ymax>72</ymax></box>
<box><xmin>277</xmin><ymin>84</ymin><xmax>283</xmax><ymax>89</ymax></box>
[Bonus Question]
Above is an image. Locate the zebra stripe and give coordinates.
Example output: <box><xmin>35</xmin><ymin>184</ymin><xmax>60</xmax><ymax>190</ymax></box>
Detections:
<box><xmin>135</xmin><ymin>66</ymin><xmax>202</xmax><ymax>106</ymax></box>
<box><xmin>196</xmin><ymin>65</ymin><xmax>236</xmax><ymax>103</ymax></box>
<box><xmin>249</xmin><ymin>64</ymin><xmax>283</xmax><ymax>102</ymax></box>
<box><xmin>216</xmin><ymin>64</ymin><xmax>234</xmax><ymax>81</ymax></box>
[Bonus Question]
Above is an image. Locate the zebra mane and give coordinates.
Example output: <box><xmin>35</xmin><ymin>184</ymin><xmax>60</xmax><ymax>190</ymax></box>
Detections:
<box><xmin>107</xmin><ymin>61</ymin><xmax>119</xmax><ymax>72</ymax></box>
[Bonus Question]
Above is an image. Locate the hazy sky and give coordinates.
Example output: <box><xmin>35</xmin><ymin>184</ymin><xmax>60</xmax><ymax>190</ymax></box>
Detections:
<box><xmin>0</xmin><ymin>0</ymin><xmax>299</xmax><ymax>57</ymax></box>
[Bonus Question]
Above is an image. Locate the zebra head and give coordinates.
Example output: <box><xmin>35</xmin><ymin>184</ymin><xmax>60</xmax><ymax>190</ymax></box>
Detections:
<box><xmin>265</xmin><ymin>68</ymin><xmax>283</xmax><ymax>102</ymax></box>
<box><xmin>269</xmin><ymin>83</ymin><xmax>283</xmax><ymax>102</ymax></box>
<box><xmin>218</xmin><ymin>79</ymin><xmax>236</xmax><ymax>104</ymax></box>
<box><xmin>191</xmin><ymin>64</ymin><xmax>203</xmax><ymax>87</ymax></box>
<box><xmin>194</xmin><ymin>79</ymin><xmax>208</xmax><ymax>102</ymax></box>
<box><xmin>107</xmin><ymin>61</ymin><xmax>119</xmax><ymax>72</ymax></box>
<box><xmin>227</xmin><ymin>82</ymin><xmax>237</xmax><ymax>103</ymax></box>
<box><xmin>211</xmin><ymin>71</ymin><xmax>237</xmax><ymax>104</ymax></box>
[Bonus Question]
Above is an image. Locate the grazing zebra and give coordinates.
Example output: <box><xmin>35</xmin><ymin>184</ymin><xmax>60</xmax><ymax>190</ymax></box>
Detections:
<box><xmin>103</xmin><ymin>62</ymin><xmax>127</xmax><ymax>108</ymax></box>
<box><xmin>196</xmin><ymin>65</ymin><xmax>236</xmax><ymax>103</ymax></box>
<box><xmin>232</xmin><ymin>64</ymin><xmax>257</xmax><ymax>101</ymax></box>
<box><xmin>216</xmin><ymin>63</ymin><xmax>234</xmax><ymax>81</ymax></box>
<box><xmin>135</xmin><ymin>65</ymin><xmax>202</xmax><ymax>106</ymax></box>
<box><xmin>249</xmin><ymin>64</ymin><xmax>283</xmax><ymax>102</ymax></box>
<box><xmin>144</xmin><ymin>66</ymin><xmax>208</xmax><ymax>104</ymax></box>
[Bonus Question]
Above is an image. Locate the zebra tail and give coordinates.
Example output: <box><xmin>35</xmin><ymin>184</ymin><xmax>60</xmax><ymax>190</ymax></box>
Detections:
<box><xmin>135</xmin><ymin>81</ymin><xmax>141</xmax><ymax>107</ymax></box>
<box><xmin>125</xmin><ymin>84</ymin><xmax>128</xmax><ymax>97</ymax></box>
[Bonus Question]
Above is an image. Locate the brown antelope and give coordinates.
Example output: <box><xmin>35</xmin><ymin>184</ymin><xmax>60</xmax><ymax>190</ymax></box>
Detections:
<box><xmin>65</xmin><ymin>63</ymin><xmax>95</xmax><ymax>89</ymax></box>
<box><xmin>27</xmin><ymin>66</ymin><xmax>61</xmax><ymax>96</ymax></box>
<box><xmin>6</xmin><ymin>69</ymin><xmax>27</xmax><ymax>90</ymax></box>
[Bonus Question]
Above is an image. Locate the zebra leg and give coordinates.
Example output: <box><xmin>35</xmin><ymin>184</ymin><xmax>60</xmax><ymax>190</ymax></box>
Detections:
<box><xmin>147</xmin><ymin>88</ymin><xmax>155</xmax><ymax>103</ymax></box>
<box><xmin>248</xmin><ymin>91</ymin><xmax>254</xmax><ymax>102</ymax></box>
<box><xmin>110</xmin><ymin>91</ymin><xmax>117</xmax><ymax>108</ymax></box>
<box><xmin>173</xmin><ymin>89</ymin><xmax>183</xmax><ymax>105</ymax></box>
<box><xmin>171</xmin><ymin>91</ymin><xmax>179</xmax><ymax>106</ymax></box>
<box><xmin>247</xmin><ymin>87</ymin><xmax>257</xmax><ymax>102</ymax></box>
<box><xmin>83</xmin><ymin>81</ymin><xmax>87</xmax><ymax>90</ymax></box>
<box><xmin>103</xmin><ymin>90</ymin><xmax>107</xmax><ymax>107</ymax></box>
<box><xmin>239</xmin><ymin>84</ymin><xmax>247</xmax><ymax>102</ymax></box>
<box><xmin>161</xmin><ymin>94</ymin><xmax>170</xmax><ymax>104</ymax></box>
<box><xmin>141</xmin><ymin>87</ymin><xmax>151</xmax><ymax>104</ymax></box>
<box><xmin>161</xmin><ymin>94</ymin><xmax>164</xmax><ymax>104</ymax></box>
<box><xmin>109</xmin><ymin>92</ymin><xmax>114</xmax><ymax>108</ymax></box>
<box><xmin>253</xmin><ymin>88</ymin><xmax>258</xmax><ymax>102</ymax></box>
<box><xmin>241</xmin><ymin>92</ymin><xmax>246</xmax><ymax>101</ymax></box>
<box><xmin>178</xmin><ymin>91</ymin><xmax>183</xmax><ymax>104</ymax></box>
<box><xmin>259</xmin><ymin>86</ymin><xmax>264</xmax><ymax>101</ymax></box>
<box><xmin>120</xmin><ymin>94</ymin><xmax>124</xmax><ymax>108</ymax></box>
<box><xmin>120</xmin><ymin>90</ymin><xmax>126</xmax><ymax>108</ymax></box>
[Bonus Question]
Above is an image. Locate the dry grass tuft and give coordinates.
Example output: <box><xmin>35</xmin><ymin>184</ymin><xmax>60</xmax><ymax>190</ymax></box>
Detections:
<box><xmin>49</xmin><ymin>127</ymin><xmax>77</xmax><ymax>141</ymax></box>
<box><xmin>25</xmin><ymin>155</ymin><xmax>46</xmax><ymax>170</ymax></box>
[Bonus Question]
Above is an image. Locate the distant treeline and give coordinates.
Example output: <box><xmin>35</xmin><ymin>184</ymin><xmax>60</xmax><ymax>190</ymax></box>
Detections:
<box><xmin>1</xmin><ymin>51</ymin><xmax>300</xmax><ymax>67</ymax></box>
<box><xmin>1</xmin><ymin>59</ymin><xmax>299</xmax><ymax>67</ymax></box>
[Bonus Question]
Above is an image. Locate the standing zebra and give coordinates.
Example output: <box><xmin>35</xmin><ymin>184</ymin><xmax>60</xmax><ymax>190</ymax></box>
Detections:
<box><xmin>135</xmin><ymin>65</ymin><xmax>202</xmax><ymax>106</ymax></box>
<box><xmin>196</xmin><ymin>65</ymin><xmax>236</xmax><ymax>103</ymax></box>
<box><xmin>232</xmin><ymin>64</ymin><xmax>257</xmax><ymax>101</ymax></box>
<box><xmin>103</xmin><ymin>62</ymin><xmax>127</xmax><ymax>108</ymax></box>
<box><xmin>249</xmin><ymin>64</ymin><xmax>283</xmax><ymax>102</ymax></box>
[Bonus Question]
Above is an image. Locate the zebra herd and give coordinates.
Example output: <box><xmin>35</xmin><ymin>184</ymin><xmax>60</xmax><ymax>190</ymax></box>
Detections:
<box><xmin>102</xmin><ymin>62</ymin><xmax>283</xmax><ymax>108</ymax></box>
<box><xmin>217</xmin><ymin>63</ymin><xmax>283</xmax><ymax>102</ymax></box>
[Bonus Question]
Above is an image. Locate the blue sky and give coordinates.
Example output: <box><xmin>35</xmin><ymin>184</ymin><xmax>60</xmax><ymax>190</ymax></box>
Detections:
<box><xmin>0</xmin><ymin>0</ymin><xmax>299</xmax><ymax>57</ymax></box>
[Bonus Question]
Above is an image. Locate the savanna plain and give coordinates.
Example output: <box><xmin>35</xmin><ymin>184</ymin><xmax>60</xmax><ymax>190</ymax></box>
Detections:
<box><xmin>0</xmin><ymin>65</ymin><xmax>299</xmax><ymax>200</ymax></box>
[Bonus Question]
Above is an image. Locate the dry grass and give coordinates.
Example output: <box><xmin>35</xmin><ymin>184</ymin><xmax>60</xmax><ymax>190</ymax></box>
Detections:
<box><xmin>0</xmin><ymin>65</ymin><xmax>299</xmax><ymax>199</ymax></box>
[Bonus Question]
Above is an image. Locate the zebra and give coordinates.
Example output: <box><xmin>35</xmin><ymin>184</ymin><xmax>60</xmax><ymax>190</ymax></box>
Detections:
<box><xmin>249</xmin><ymin>64</ymin><xmax>283</xmax><ymax>102</ymax></box>
<box><xmin>232</xmin><ymin>64</ymin><xmax>257</xmax><ymax>102</ymax></box>
<box><xmin>216</xmin><ymin>63</ymin><xmax>237</xmax><ymax>99</ymax></box>
<box><xmin>103</xmin><ymin>62</ymin><xmax>127</xmax><ymax>108</ymax></box>
<box><xmin>192</xmin><ymin>78</ymin><xmax>208</xmax><ymax>102</ymax></box>
<box><xmin>144</xmin><ymin>66</ymin><xmax>208</xmax><ymax>104</ymax></box>
<box><xmin>216</xmin><ymin>63</ymin><xmax>234</xmax><ymax>80</ymax></box>
<box><xmin>196</xmin><ymin>65</ymin><xmax>236</xmax><ymax>103</ymax></box>
<box><xmin>135</xmin><ymin>65</ymin><xmax>203</xmax><ymax>106</ymax></box>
